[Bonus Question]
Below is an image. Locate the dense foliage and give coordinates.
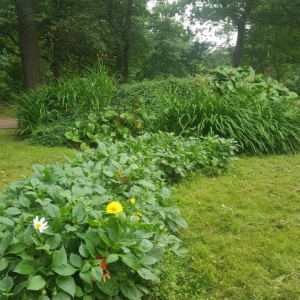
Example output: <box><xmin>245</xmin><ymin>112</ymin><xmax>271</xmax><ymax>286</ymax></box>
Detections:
<box><xmin>20</xmin><ymin>65</ymin><xmax>300</xmax><ymax>155</ymax></box>
<box><xmin>0</xmin><ymin>138</ymin><xmax>192</xmax><ymax>299</ymax></box>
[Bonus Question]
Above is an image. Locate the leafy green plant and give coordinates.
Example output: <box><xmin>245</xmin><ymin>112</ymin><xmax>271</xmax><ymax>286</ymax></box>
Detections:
<box><xmin>68</xmin><ymin>132</ymin><xmax>237</xmax><ymax>182</ymax></box>
<box><xmin>14</xmin><ymin>64</ymin><xmax>116</xmax><ymax>135</ymax></box>
<box><xmin>209</xmin><ymin>65</ymin><xmax>298</xmax><ymax>101</ymax></box>
<box><xmin>27</xmin><ymin>122</ymin><xmax>73</xmax><ymax>148</ymax></box>
<box><xmin>0</xmin><ymin>140</ymin><xmax>187</xmax><ymax>299</ymax></box>
<box><xmin>65</xmin><ymin>107</ymin><xmax>143</xmax><ymax>149</ymax></box>
<box><xmin>158</xmin><ymin>67</ymin><xmax>300</xmax><ymax>154</ymax></box>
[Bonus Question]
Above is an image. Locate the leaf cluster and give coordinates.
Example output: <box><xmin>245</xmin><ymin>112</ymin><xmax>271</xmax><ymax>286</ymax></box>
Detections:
<box><xmin>0</xmin><ymin>138</ymin><xmax>190</xmax><ymax>299</ymax></box>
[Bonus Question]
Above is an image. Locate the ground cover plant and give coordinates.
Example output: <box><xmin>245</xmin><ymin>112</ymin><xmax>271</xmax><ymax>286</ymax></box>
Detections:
<box><xmin>0</xmin><ymin>129</ymin><xmax>237</xmax><ymax>299</ymax></box>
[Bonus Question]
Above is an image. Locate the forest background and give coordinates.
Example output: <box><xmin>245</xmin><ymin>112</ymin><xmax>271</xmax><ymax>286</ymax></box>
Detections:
<box><xmin>0</xmin><ymin>0</ymin><xmax>299</xmax><ymax>99</ymax></box>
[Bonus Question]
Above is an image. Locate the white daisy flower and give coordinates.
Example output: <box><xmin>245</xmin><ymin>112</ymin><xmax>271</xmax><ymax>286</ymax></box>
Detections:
<box><xmin>33</xmin><ymin>216</ymin><xmax>49</xmax><ymax>233</ymax></box>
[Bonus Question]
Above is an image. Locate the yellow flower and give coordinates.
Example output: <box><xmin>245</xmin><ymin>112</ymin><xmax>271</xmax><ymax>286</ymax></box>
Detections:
<box><xmin>106</xmin><ymin>201</ymin><xmax>123</xmax><ymax>215</ymax></box>
<box><xmin>130</xmin><ymin>198</ymin><xmax>136</xmax><ymax>205</ymax></box>
<box><xmin>136</xmin><ymin>212</ymin><xmax>142</xmax><ymax>220</ymax></box>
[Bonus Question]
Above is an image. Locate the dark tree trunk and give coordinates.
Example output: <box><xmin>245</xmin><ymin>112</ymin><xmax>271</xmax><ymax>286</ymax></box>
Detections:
<box><xmin>108</xmin><ymin>0</ymin><xmax>123</xmax><ymax>80</ymax></box>
<box><xmin>232</xmin><ymin>21</ymin><xmax>246</xmax><ymax>67</ymax></box>
<box><xmin>15</xmin><ymin>0</ymin><xmax>45</xmax><ymax>89</ymax></box>
<box><xmin>122</xmin><ymin>0</ymin><xmax>133</xmax><ymax>83</ymax></box>
<box><xmin>52</xmin><ymin>0</ymin><xmax>62</xmax><ymax>78</ymax></box>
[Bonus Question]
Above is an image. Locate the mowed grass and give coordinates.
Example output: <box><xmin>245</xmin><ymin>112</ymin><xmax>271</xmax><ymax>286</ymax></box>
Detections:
<box><xmin>150</xmin><ymin>155</ymin><xmax>300</xmax><ymax>300</ymax></box>
<box><xmin>0</xmin><ymin>131</ymin><xmax>75</xmax><ymax>192</ymax></box>
<box><xmin>1</xmin><ymin>130</ymin><xmax>300</xmax><ymax>299</ymax></box>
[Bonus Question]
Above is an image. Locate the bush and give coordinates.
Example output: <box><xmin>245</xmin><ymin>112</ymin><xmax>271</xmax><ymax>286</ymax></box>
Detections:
<box><xmin>27</xmin><ymin>122</ymin><xmax>73</xmax><ymax>148</ymax></box>
<box><xmin>0</xmin><ymin>140</ymin><xmax>188</xmax><ymax>300</ymax></box>
<box><xmin>66</xmin><ymin>132</ymin><xmax>237</xmax><ymax>181</ymax></box>
<box><xmin>158</xmin><ymin>66</ymin><xmax>300</xmax><ymax>154</ymax></box>
<box><xmin>14</xmin><ymin>64</ymin><xmax>116</xmax><ymax>135</ymax></box>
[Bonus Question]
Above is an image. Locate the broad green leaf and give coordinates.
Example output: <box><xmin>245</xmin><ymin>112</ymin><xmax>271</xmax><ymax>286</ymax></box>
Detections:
<box><xmin>44</xmin><ymin>203</ymin><xmax>61</xmax><ymax>218</ymax></box>
<box><xmin>94</xmin><ymin>185</ymin><xmax>106</xmax><ymax>195</ymax></box>
<box><xmin>19</xmin><ymin>195</ymin><xmax>30</xmax><ymax>208</ymax></box>
<box><xmin>106</xmin><ymin>254</ymin><xmax>119</xmax><ymax>264</ymax></box>
<box><xmin>0</xmin><ymin>274</ymin><xmax>14</xmax><ymax>292</ymax></box>
<box><xmin>79</xmin><ymin>243</ymin><xmax>89</xmax><ymax>258</ymax></box>
<box><xmin>4</xmin><ymin>207</ymin><xmax>21</xmax><ymax>215</ymax></box>
<box><xmin>137</xmin><ymin>268</ymin><xmax>158</xmax><ymax>281</ymax></box>
<box><xmin>13</xmin><ymin>260</ymin><xmax>35</xmax><ymax>275</ymax></box>
<box><xmin>138</xmin><ymin>239</ymin><xmax>153</xmax><ymax>252</ymax></box>
<box><xmin>75</xmin><ymin>286</ymin><xmax>85</xmax><ymax>297</ymax></box>
<box><xmin>46</xmin><ymin>233</ymin><xmax>61</xmax><ymax>250</ymax></box>
<box><xmin>64</xmin><ymin>224</ymin><xmax>77</xmax><ymax>232</ymax></box>
<box><xmin>103</xmin><ymin>170</ymin><xmax>114</xmax><ymax>177</ymax></box>
<box><xmin>120</xmin><ymin>282</ymin><xmax>142</xmax><ymax>300</ymax></box>
<box><xmin>0</xmin><ymin>258</ymin><xmax>9</xmax><ymax>271</ymax></box>
<box><xmin>13</xmin><ymin>281</ymin><xmax>28</xmax><ymax>296</ymax></box>
<box><xmin>120</xmin><ymin>253</ymin><xmax>141</xmax><ymax>270</ymax></box>
<box><xmin>98</xmin><ymin>232</ymin><xmax>110</xmax><ymax>246</ymax></box>
<box><xmin>52</xmin><ymin>291</ymin><xmax>71</xmax><ymax>300</ymax></box>
<box><xmin>97</xmin><ymin>277</ymin><xmax>119</xmax><ymax>296</ymax></box>
<box><xmin>52</xmin><ymin>246</ymin><xmax>67</xmax><ymax>269</ymax></box>
<box><xmin>0</xmin><ymin>216</ymin><xmax>14</xmax><ymax>227</ymax></box>
<box><xmin>8</xmin><ymin>243</ymin><xmax>28</xmax><ymax>254</ymax></box>
<box><xmin>0</xmin><ymin>232</ymin><xmax>13</xmax><ymax>255</ymax></box>
<box><xmin>56</xmin><ymin>275</ymin><xmax>76</xmax><ymax>297</ymax></box>
<box><xmin>53</xmin><ymin>264</ymin><xmax>77</xmax><ymax>276</ymax></box>
<box><xmin>174</xmin><ymin>216</ymin><xmax>188</xmax><ymax>228</ymax></box>
<box><xmin>136</xmin><ymin>180</ymin><xmax>155</xmax><ymax>190</ymax></box>
<box><xmin>79</xmin><ymin>270</ymin><xmax>92</xmax><ymax>284</ymax></box>
<box><xmin>91</xmin><ymin>266</ymin><xmax>103</xmax><ymax>281</ymax></box>
<box><xmin>27</xmin><ymin>275</ymin><xmax>46</xmax><ymax>290</ymax></box>
<box><xmin>81</xmin><ymin>261</ymin><xmax>91</xmax><ymax>273</ymax></box>
<box><xmin>139</xmin><ymin>255</ymin><xmax>158</xmax><ymax>266</ymax></box>
<box><xmin>72</xmin><ymin>203</ymin><xmax>85</xmax><ymax>223</ymax></box>
<box><xmin>147</xmin><ymin>245</ymin><xmax>164</xmax><ymax>261</ymax></box>
<box><xmin>70</xmin><ymin>253</ymin><xmax>82</xmax><ymax>268</ymax></box>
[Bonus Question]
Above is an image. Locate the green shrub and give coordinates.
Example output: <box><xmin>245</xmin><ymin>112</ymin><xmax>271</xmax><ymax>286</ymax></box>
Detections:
<box><xmin>0</xmin><ymin>140</ymin><xmax>187</xmax><ymax>299</ymax></box>
<box><xmin>159</xmin><ymin>66</ymin><xmax>300</xmax><ymax>154</ymax></box>
<box><xmin>14</xmin><ymin>64</ymin><xmax>116</xmax><ymax>135</ymax></box>
<box><xmin>27</xmin><ymin>123</ymin><xmax>73</xmax><ymax>148</ymax></box>
<box><xmin>111</xmin><ymin>78</ymin><xmax>199</xmax><ymax>133</ymax></box>
<box><xmin>66</xmin><ymin>132</ymin><xmax>237</xmax><ymax>182</ymax></box>
<box><xmin>65</xmin><ymin>108</ymin><xmax>144</xmax><ymax>149</ymax></box>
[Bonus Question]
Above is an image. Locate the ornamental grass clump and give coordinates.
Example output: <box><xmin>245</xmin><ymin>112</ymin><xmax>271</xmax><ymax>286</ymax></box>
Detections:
<box><xmin>0</xmin><ymin>141</ymin><xmax>188</xmax><ymax>299</ymax></box>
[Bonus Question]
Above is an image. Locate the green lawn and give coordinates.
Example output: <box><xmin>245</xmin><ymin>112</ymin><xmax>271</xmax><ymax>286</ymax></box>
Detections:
<box><xmin>1</xmin><ymin>130</ymin><xmax>300</xmax><ymax>299</ymax></box>
<box><xmin>150</xmin><ymin>155</ymin><xmax>300</xmax><ymax>299</ymax></box>
<box><xmin>0</xmin><ymin>131</ymin><xmax>75</xmax><ymax>192</ymax></box>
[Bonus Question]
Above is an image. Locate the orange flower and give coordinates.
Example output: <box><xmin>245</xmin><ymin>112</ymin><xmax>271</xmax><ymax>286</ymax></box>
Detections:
<box><xmin>103</xmin><ymin>272</ymin><xmax>111</xmax><ymax>282</ymax></box>
<box><xmin>96</xmin><ymin>255</ymin><xmax>111</xmax><ymax>282</ymax></box>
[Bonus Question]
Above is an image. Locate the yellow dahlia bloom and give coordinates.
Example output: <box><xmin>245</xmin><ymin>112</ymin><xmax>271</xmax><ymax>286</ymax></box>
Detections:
<box><xmin>106</xmin><ymin>201</ymin><xmax>123</xmax><ymax>215</ymax></box>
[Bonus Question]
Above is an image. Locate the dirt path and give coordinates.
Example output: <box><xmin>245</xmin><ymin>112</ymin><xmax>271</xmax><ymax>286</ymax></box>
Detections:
<box><xmin>0</xmin><ymin>119</ymin><xmax>18</xmax><ymax>130</ymax></box>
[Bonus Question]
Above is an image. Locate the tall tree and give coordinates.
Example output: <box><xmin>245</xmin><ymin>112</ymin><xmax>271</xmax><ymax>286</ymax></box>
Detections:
<box><xmin>183</xmin><ymin>0</ymin><xmax>258</xmax><ymax>67</ymax></box>
<box><xmin>14</xmin><ymin>0</ymin><xmax>45</xmax><ymax>88</ymax></box>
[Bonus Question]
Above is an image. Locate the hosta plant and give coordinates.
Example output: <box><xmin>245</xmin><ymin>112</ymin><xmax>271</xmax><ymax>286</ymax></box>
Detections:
<box><xmin>0</xmin><ymin>141</ymin><xmax>187</xmax><ymax>300</ymax></box>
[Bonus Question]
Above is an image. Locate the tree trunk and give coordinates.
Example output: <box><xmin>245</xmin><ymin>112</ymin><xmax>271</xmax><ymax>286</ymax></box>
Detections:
<box><xmin>123</xmin><ymin>0</ymin><xmax>133</xmax><ymax>83</ymax></box>
<box><xmin>232</xmin><ymin>20</ymin><xmax>246</xmax><ymax>67</ymax></box>
<box><xmin>14</xmin><ymin>0</ymin><xmax>45</xmax><ymax>89</ymax></box>
<box><xmin>52</xmin><ymin>0</ymin><xmax>62</xmax><ymax>78</ymax></box>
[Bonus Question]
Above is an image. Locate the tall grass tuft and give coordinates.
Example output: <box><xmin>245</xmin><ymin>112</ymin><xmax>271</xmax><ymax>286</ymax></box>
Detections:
<box><xmin>157</xmin><ymin>67</ymin><xmax>300</xmax><ymax>154</ymax></box>
<box><xmin>14</xmin><ymin>63</ymin><xmax>116</xmax><ymax>135</ymax></box>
